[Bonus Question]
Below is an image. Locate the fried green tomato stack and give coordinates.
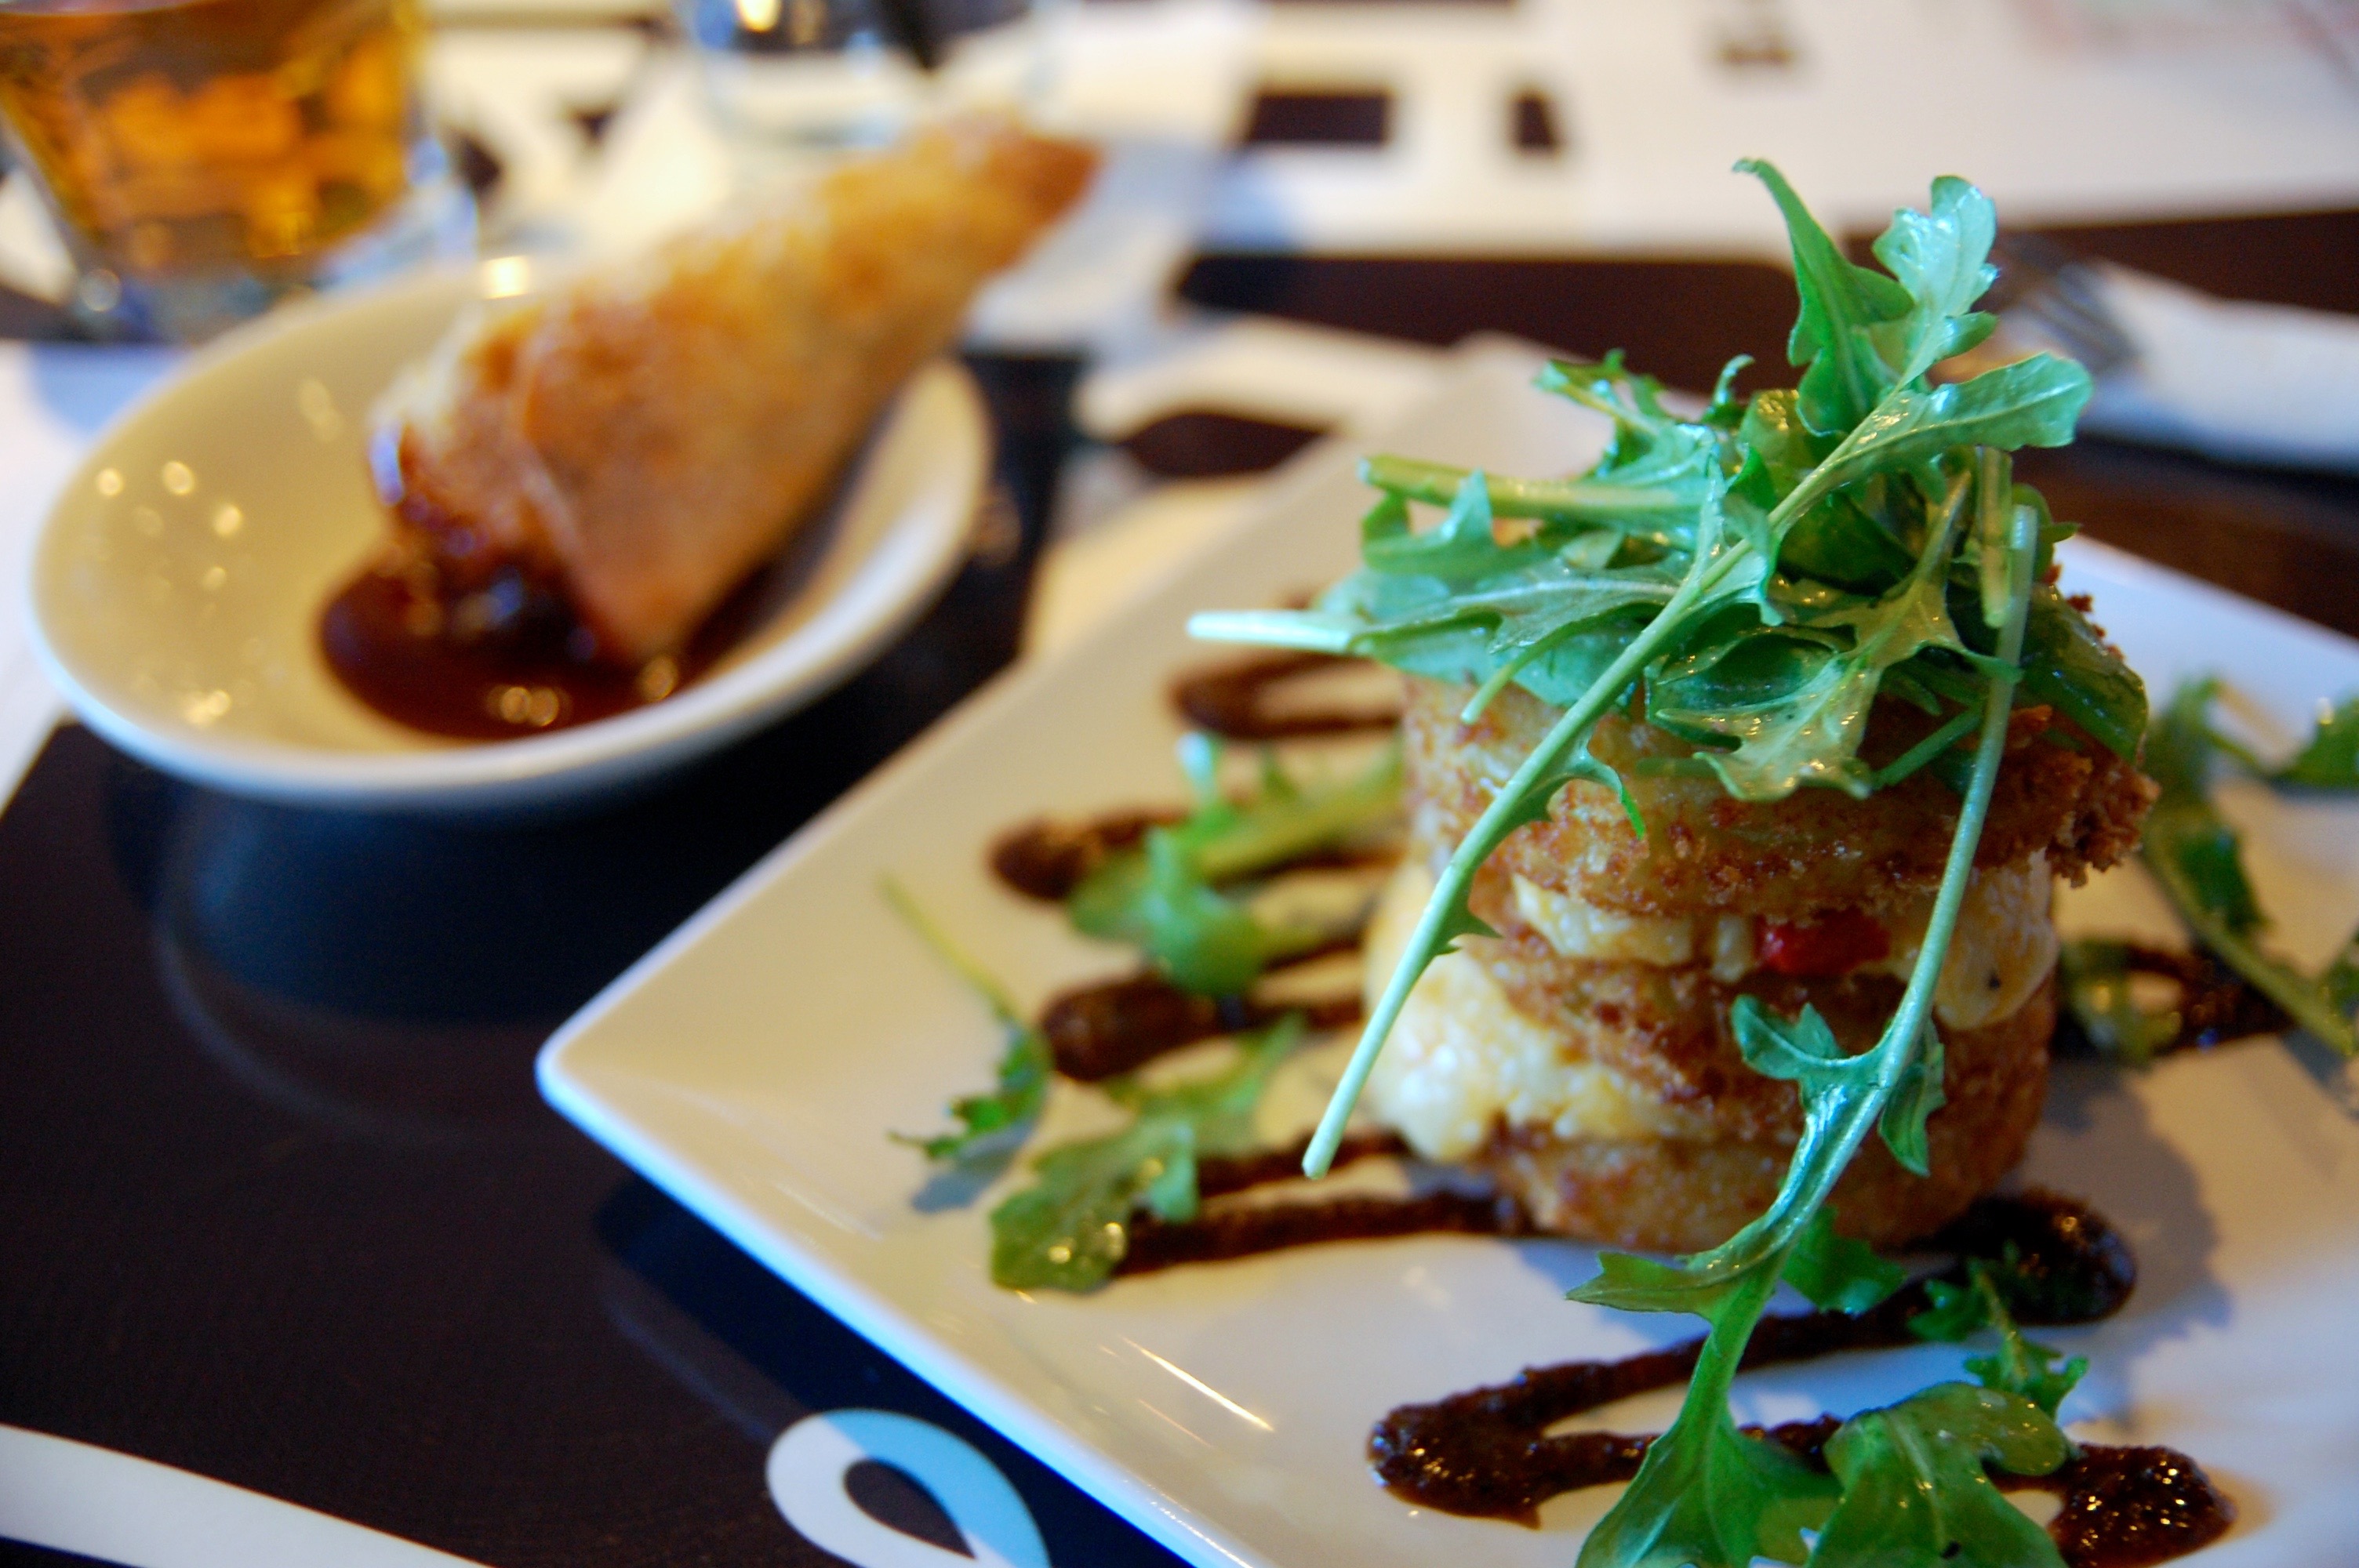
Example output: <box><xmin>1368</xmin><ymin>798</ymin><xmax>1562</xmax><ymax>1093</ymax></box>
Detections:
<box><xmin>1364</xmin><ymin>675</ymin><xmax>2155</xmax><ymax>1253</ymax></box>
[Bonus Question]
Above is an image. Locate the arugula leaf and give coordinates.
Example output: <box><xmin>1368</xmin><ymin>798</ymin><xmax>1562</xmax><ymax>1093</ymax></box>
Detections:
<box><xmin>1810</xmin><ymin>1384</ymin><xmax>2070</xmax><ymax>1568</ymax></box>
<box><xmin>2057</xmin><ymin>938</ymin><xmax>2183</xmax><ymax>1066</ymax></box>
<box><xmin>886</xmin><ymin>880</ymin><xmax>1052</xmax><ymax>1163</ymax></box>
<box><xmin>1357</xmin><ymin>453</ymin><xmax>1697</xmax><ymax>540</ymax></box>
<box><xmin>1985</xmin><ymin>582</ymin><xmax>2142</xmax><ymax>764</ymax></box>
<box><xmin>2141</xmin><ymin>681</ymin><xmax>2357</xmax><ymax>1055</ymax></box>
<box><xmin>1736</xmin><ymin>394</ymin><xmax>1912</xmax><ymax>593</ymax></box>
<box><xmin>1362</xmin><ymin>466</ymin><xmax>1539</xmax><ymax>582</ymax></box>
<box><xmin>1574</xmin><ymin>1265</ymin><xmax>1838</xmax><ymax>1568</ymax></box>
<box><xmin>992</xmin><ymin>1118</ymin><xmax>1194</xmax><ymax>1290</ymax></box>
<box><xmin>1965</xmin><ymin>1326</ymin><xmax>2086</xmax><ymax>1421</ymax></box>
<box><xmin>2211</xmin><ymin>691</ymin><xmax>2359</xmax><ymax>789</ymax></box>
<box><xmin>1648</xmin><ymin>469</ymin><xmax>1975</xmax><ymax>800</ymax></box>
<box><xmin>1067</xmin><ymin>739</ymin><xmax>1399</xmax><ymax>996</ymax></box>
<box><xmin>989</xmin><ymin>1016</ymin><xmax>1301</xmax><ymax>1290</ymax></box>
<box><xmin>1877</xmin><ymin>1011</ymin><xmax>1947</xmax><ymax>1178</ymax></box>
<box><xmin>2329</xmin><ymin>926</ymin><xmax>2359</xmax><ymax>1017</ymax></box>
<box><xmin>1739</xmin><ymin>158</ymin><xmax>1912</xmax><ymax>434</ymax></box>
<box><xmin>1872</xmin><ymin>175</ymin><xmax>2002</xmax><ymax>386</ymax></box>
<box><xmin>1770</xmin><ymin>354</ymin><xmax>2090</xmax><ymax>535</ymax></box>
<box><xmin>1537</xmin><ymin>355</ymin><xmax>1730</xmax><ymax>512</ymax></box>
<box><xmin>1904</xmin><ymin>1275</ymin><xmax>1987</xmax><ymax>1343</ymax></box>
<box><xmin>1781</xmin><ymin>1207</ymin><xmax>1906</xmax><ymax>1314</ymax></box>
<box><xmin>2275</xmin><ymin>695</ymin><xmax>2359</xmax><ymax>787</ymax></box>
<box><xmin>1910</xmin><ymin>1261</ymin><xmax>2087</xmax><ymax>1417</ymax></box>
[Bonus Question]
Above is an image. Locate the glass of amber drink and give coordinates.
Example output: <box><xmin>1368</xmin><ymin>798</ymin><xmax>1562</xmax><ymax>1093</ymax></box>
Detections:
<box><xmin>0</xmin><ymin>0</ymin><xmax>472</xmax><ymax>339</ymax></box>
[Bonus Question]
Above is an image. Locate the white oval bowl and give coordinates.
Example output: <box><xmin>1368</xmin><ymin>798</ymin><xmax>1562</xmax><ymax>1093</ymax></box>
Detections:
<box><xmin>26</xmin><ymin>261</ymin><xmax>987</xmax><ymax>813</ymax></box>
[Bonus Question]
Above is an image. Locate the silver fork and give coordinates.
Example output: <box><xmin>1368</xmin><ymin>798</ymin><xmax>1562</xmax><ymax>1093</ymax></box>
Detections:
<box><xmin>1970</xmin><ymin>233</ymin><xmax>2140</xmax><ymax>379</ymax></box>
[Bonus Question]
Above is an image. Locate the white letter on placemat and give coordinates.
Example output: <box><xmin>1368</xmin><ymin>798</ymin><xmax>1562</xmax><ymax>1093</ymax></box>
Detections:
<box><xmin>767</xmin><ymin>1409</ymin><xmax>1049</xmax><ymax>1568</ymax></box>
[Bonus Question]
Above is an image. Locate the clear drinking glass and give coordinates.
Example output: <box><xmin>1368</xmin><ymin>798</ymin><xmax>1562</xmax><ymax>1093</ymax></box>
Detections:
<box><xmin>676</xmin><ymin>0</ymin><xmax>1036</xmax><ymax>172</ymax></box>
<box><xmin>0</xmin><ymin>0</ymin><xmax>474</xmax><ymax>340</ymax></box>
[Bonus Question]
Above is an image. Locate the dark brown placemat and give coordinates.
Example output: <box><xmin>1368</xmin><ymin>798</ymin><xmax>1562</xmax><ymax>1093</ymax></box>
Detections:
<box><xmin>0</xmin><ymin>356</ymin><xmax>1187</xmax><ymax>1567</ymax></box>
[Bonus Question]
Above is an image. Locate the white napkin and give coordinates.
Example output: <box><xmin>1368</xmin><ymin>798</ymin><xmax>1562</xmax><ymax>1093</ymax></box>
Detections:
<box><xmin>2077</xmin><ymin>265</ymin><xmax>2359</xmax><ymax>473</ymax></box>
<box><xmin>0</xmin><ymin>342</ymin><xmax>180</xmax><ymax>809</ymax></box>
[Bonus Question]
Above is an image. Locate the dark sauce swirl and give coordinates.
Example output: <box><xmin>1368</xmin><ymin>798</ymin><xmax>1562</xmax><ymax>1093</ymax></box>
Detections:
<box><xmin>2059</xmin><ymin>942</ymin><xmax>2294</xmax><ymax>1060</ymax></box>
<box><xmin>1172</xmin><ymin>651</ymin><xmax>1402</xmax><ymax>740</ymax></box>
<box><xmin>1369</xmin><ymin>1193</ymin><xmax>2230</xmax><ymax>1566</ymax></box>
<box><xmin>991</xmin><ymin>652</ymin><xmax>1397</xmax><ymax>900</ymax></box>
<box><xmin>1041</xmin><ymin>961</ymin><xmax>1362</xmax><ymax>1080</ymax></box>
<box><xmin>989</xmin><ymin>811</ymin><xmax>1176</xmax><ymax>902</ymax></box>
<box><xmin>1113</xmin><ymin>1131</ymin><xmax>1534</xmax><ymax>1276</ymax></box>
<box><xmin>2033</xmin><ymin>1445</ymin><xmax>2239</xmax><ymax>1568</ymax></box>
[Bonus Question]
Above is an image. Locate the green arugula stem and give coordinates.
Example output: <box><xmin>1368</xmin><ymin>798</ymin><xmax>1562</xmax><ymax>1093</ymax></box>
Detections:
<box><xmin>1574</xmin><ymin>1262</ymin><xmax>1800</xmax><ymax>1568</ymax></box>
<box><xmin>2143</xmin><ymin>845</ymin><xmax>2359</xmax><ymax>1055</ymax></box>
<box><xmin>883</xmin><ymin>877</ymin><xmax>1028</xmax><ymax>1029</ymax></box>
<box><xmin>1189</xmin><ymin>748</ymin><xmax>1401</xmax><ymax>884</ymax></box>
<box><xmin>1702</xmin><ymin>492</ymin><xmax>2036</xmax><ymax>1272</ymax></box>
<box><xmin>885</xmin><ymin>879</ymin><xmax>1052</xmax><ymax>1161</ymax></box>
<box><xmin>2137</xmin><ymin>682</ymin><xmax>2359</xmax><ymax>1057</ymax></box>
<box><xmin>1302</xmin><ymin>542</ymin><xmax>1752</xmax><ymax>1175</ymax></box>
<box><xmin>1570</xmin><ymin>479</ymin><xmax>2043</xmax><ymax>1568</ymax></box>
<box><xmin>1868</xmin><ymin>705</ymin><xmax>1981</xmax><ymax>790</ymax></box>
<box><xmin>1361</xmin><ymin>456</ymin><xmax>1690</xmax><ymax>523</ymax></box>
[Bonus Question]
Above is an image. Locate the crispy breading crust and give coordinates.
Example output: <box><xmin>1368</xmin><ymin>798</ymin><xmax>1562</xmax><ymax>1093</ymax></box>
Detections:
<box><xmin>1459</xmin><ymin>922</ymin><xmax>2045</xmax><ymax>1146</ymax></box>
<box><xmin>379</xmin><ymin>118</ymin><xmax>1096</xmax><ymax>663</ymax></box>
<box><xmin>1406</xmin><ymin>676</ymin><xmax>2155</xmax><ymax>922</ymax></box>
<box><xmin>1473</xmin><ymin>972</ymin><xmax>2048</xmax><ymax>1251</ymax></box>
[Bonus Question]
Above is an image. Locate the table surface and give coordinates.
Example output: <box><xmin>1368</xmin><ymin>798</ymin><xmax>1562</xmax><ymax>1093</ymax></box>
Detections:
<box><xmin>4</xmin><ymin>209</ymin><xmax>2359</xmax><ymax>1565</ymax></box>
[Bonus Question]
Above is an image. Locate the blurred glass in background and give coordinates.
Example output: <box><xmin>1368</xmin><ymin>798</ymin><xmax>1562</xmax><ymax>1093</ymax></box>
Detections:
<box><xmin>0</xmin><ymin>0</ymin><xmax>473</xmax><ymax>340</ymax></box>
<box><xmin>676</xmin><ymin>0</ymin><xmax>1054</xmax><ymax>176</ymax></box>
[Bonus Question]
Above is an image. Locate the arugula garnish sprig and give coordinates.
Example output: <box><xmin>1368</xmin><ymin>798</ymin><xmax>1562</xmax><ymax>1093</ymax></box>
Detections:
<box><xmin>990</xmin><ymin>1014</ymin><xmax>1303</xmax><ymax>1290</ymax></box>
<box><xmin>889</xmin><ymin>873</ymin><xmax>1319</xmax><ymax>1289</ymax></box>
<box><xmin>905</xmin><ymin>736</ymin><xmax>1397</xmax><ymax>1282</ymax></box>
<box><xmin>2119</xmin><ymin>678</ymin><xmax>2359</xmax><ymax>1056</ymax></box>
<box><xmin>1067</xmin><ymin>735</ymin><xmax>1400</xmax><ymax>997</ymax></box>
<box><xmin>1794</xmin><ymin>1254</ymin><xmax>2092</xmax><ymax>1566</ymax></box>
<box><xmin>1910</xmin><ymin>1256</ymin><xmax>2088</xmax><ymax>1419</ymax></box>
<box><xmin>887</xmin><ymin>879</ymin><xmax>1055</xmax><ymax>1163</ymax></box>
<box><xmin>1563</xmin><ymin>496</ymin><xmax>2044</xmax><ymax>1568</ymax></box>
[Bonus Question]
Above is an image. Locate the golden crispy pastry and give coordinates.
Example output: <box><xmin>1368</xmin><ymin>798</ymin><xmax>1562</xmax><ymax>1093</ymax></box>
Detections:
<box><xmin>376</xmin><ymin>118</ymin><xmax>1096</xmax><ymax>664</ymax></box>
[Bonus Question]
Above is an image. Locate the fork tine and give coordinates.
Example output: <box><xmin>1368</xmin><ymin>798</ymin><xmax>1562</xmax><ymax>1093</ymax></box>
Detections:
<box><xmin>1989</xmin><ymin>232</ymin><xmax>2138</xmax><ymax>376</ymax></box>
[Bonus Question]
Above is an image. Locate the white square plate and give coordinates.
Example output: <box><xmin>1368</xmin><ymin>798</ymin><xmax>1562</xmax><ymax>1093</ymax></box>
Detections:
<box><xmin>539</xmin><ymin>341</ymin><xmax>2359</xmax><ymax>1568</ymax></box>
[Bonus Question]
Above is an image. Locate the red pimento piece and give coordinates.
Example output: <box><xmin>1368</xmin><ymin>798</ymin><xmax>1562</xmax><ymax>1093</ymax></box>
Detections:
<box><xmin>1758</xmin><ymin>909</ymin><xmax>1891</xmax><ymax>978</ymax></box>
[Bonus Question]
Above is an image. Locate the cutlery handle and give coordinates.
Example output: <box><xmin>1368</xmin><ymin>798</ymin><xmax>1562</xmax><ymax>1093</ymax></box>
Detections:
<box><xmin>0</xmin><ymin>1424</ymin><xmax>491</xmax><ymax>1568</ymax></box>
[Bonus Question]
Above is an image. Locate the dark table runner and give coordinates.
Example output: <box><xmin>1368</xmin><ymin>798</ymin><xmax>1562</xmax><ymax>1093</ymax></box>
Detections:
<box><xmin>5</xmin><ymin>223</ymin><xmax>2358</xmax><ymax>1567</ymax></box>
